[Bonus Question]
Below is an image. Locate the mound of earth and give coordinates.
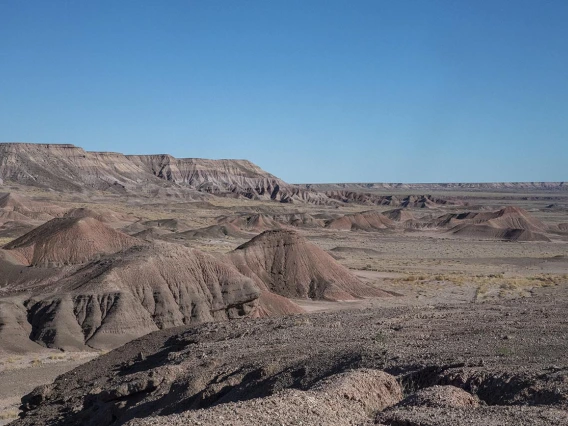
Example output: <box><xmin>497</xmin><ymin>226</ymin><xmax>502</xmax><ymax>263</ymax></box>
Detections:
<box><xmin>13</xmin><ymin>286</ymin><xmax>568</xmax><ymax>426</ymax></box>
<box><xmin>229</xmin><ymin>230</ymin><xmax>390</xmax><ymax>300</ymax></box>
<box><xmin>325</xmin><ymin>210</ymin><xmax>395</xmax><ymax>231</ymax></box>
<box><xmin>63</xmin><ymin>207</ymin><xmax>133</xmax><ymax>224</ymax></box>
<box><xmin>0</xmin><ymin>193</ymin><xmax>65</xmax><ymax>221</ymax></box>
<box><xmin>131</xmin><ymin>228</ymin><xmax>169</xmax><ymax>241</ymax></box>
<box><xmin>0</xmin><ymin>220</ymin><xmax>37</xmax><ymax>240</ymax></box>
<box><xmin>397</xmin><ymin>385</ymin><xmax>479</xmax><ymax>408</ymax></box>
<box><xmin>3</xmin><ymin>217</ymin><xmax>139</xmax><ymax>266</ymax></box>
<box><xmin>128</xmin><ymin>369</ymin><xmax>402</xmax><ymax>426</ymax></box>
<box><xmin>218</xmin><ymin>212</ymin><xmax>326</xmax><ymax>232</ymax></box>
<box><xmin>0</xmin><ymin>242</ymin><xmax>261</xmax><ymax>351</ymax></box>
<box><xmin>450</xmin><ymin>224</ymin><xmax>551</xmax><ymax>242</ymax></box>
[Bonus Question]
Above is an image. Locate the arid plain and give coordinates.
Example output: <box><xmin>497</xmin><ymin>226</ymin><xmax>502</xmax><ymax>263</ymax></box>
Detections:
<box><xmin>0</xmin><ymin>143</ymin><xmax>567</xmax><ymax>425</ymax></box>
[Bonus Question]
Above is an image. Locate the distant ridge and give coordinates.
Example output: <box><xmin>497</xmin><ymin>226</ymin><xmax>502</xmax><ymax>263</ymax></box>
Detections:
<box><xmin>303</xmin><ymin>182</ymin><xmax>567</xmax><ymax>192</ymax></box>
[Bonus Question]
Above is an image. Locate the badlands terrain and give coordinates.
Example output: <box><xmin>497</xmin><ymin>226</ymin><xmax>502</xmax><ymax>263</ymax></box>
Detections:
<box><xmin>0</xmin><ymin>143</ymin><xmax>567</xmax><ymax>425</ymax></box>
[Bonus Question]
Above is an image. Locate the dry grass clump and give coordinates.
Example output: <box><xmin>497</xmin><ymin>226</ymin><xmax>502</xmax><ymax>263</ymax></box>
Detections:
<box><xmin>0</xmin><ymin>409</ymin><xmax>19</xmax><ymax>420</ymax></box>
<box><xmin>48</xmin><ymin>354</ymin><xmax>65</xmax><ymax>361</ymax></box>
<box><xmin>0</xmin><ymin>237</ymin><xmax>13</xmax><ymax>246</ymax></box>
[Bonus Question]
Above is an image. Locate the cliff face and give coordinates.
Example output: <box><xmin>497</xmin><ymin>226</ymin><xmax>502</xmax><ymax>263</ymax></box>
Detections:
<box><xmin>0</xmin><ymin>143</ymin><xmax>325</xmax><ymax>202</ymax></box>
<box><xmin>127</xmin><ymin>155</ymin><xmax>289</xmax><ymax>200</ymax></box>
<box><xmin>0</xmin><ymin>144</ymin><xmax>156</xmax><ymax>192</ymax></box>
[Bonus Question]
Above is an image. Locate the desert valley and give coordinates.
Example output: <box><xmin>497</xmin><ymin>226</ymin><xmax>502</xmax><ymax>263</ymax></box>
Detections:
<box><xmin>0</xmin><ymin>142</ymin><xmax>567</xmax><ymax>425</ymax></box>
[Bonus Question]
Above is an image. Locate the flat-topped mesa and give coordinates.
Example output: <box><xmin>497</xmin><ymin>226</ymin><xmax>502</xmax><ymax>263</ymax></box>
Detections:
<box><xmin>0</xmin><ymin>142</ymin><xmax>327</xmax><ymax>202</ymax></box>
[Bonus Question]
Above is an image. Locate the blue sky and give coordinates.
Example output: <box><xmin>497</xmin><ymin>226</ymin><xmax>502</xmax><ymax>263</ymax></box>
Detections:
<box><xmin>1</xmin><ymin>1</ymin><xmax>567</xmax><ymax>183</ymax></box>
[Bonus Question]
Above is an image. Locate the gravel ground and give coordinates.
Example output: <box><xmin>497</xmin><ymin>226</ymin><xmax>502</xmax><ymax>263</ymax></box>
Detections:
<box><xmin>10</xmin><ymin>282</ymin><xmax>568</xmax><ymax>426</ymax></box>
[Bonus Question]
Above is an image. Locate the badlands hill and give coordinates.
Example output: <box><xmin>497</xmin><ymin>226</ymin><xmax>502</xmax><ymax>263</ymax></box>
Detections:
<box><xmin>4</xmin><ymin>216</ymin><xmax>138</xmax><ymax>266</ymax></box>
<box><xmin>0</xmin><ymin>220</ymin><xmax>392</xmax><ymax>352</ymax></box>
<box><xmin>229</xmin><ymin>230</ymin><xmax>390</xmax><ymax>301</ymax></box>
<box><xmin>433</xmin><ymin>206</ymin><xmax>551</xmax><ymax>242</ymax></box>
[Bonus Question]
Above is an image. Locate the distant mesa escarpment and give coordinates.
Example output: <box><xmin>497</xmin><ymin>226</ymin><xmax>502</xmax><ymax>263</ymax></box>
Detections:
<box><xmin>0</xmin><ymin>143</ymin><xmax>327</xmax><ymax>203</ymax></box>
<box><xmin>4</xmin><ymin>142</ymin><xmax>555</xmax><ymax>206</ymax></box>
<box><xmin>303</xmin><ymin>182</ymin><xmax>568</xmax><ymax>192</ymax></box>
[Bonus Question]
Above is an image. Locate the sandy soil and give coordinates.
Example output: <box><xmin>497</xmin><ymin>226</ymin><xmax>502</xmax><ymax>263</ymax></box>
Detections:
<box><xmin>0</xmin><ymin>351</ymin><xmax>98</xmax><ymax>424</ymax></box>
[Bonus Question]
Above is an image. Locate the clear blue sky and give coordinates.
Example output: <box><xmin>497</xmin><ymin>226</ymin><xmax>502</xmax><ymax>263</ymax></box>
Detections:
<box><xmin>1</xmin><ymin>1</ymin><xmax>567</xmax><ymax>183</ymax></box>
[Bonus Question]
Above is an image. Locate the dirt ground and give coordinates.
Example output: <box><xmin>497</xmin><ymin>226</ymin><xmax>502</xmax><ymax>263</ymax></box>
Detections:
<box><xmin>1</xmin><ymin>185</ymin><xmax>567</xmax><ymax>424</ymax></box>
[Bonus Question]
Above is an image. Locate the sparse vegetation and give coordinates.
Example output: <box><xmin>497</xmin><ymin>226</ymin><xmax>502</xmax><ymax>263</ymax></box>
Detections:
<box><xmin>0</xmin><ymin>409</ymin><xmax>19</xmax><ymax>420</ymax></box>
<box><xmin>497</xmin><ymin>346</ymin><xmax>514</xmax><ymax>357</ymax></box>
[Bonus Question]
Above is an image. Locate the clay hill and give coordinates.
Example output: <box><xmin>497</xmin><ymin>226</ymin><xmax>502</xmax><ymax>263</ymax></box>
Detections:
<box><xmin>433</xmin><ymin>206</ymin><xmax>551</xmax><ymax>242</ymax></box>
<box><xmin>325</xmin><ymin>210</ymin><xmax>395</xmax><ymax>231</ymax></box>
<box><xmin>3</xmin><ymin>217</ymin><xmax>139</xmax><ymax>267</ymax></box>
<box><xmin>0</xmin><ymin>241</ymin><xmax>261</xmax><ymax>351</ymax></box>
<box><xmin>229</xmin><ymin>230</ymin><xmax>390</xmax><ymax>301</ymax></box>
<box><xmin>0</xmin><ymin>192</ymin><xmax>65</xmax><ymax>222</ymax></box>
<box><xmin>0</xmin><ymin>222</ymin><xmax>393</xmax><ymax>352</ymax></box>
